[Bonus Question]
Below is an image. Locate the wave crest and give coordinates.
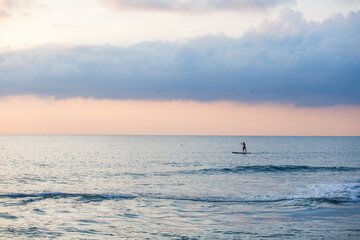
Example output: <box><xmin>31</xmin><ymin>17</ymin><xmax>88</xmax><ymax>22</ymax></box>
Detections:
<box><xmin>194</xmin><ymin>165</ymin><xmax>360</xmax><ymax>174</ymax></box>
<box><xmin>1</xmin><ymin>186</ymin><xmax>358</xmax><ymax>205</ymax></box>
<box><xmin>0</xmin><ymin>192</ymin><xmax>136</xmax><ymax>200</ymax></box>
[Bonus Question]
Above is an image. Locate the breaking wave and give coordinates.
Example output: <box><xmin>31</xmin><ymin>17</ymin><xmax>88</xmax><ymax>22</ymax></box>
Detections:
<box><xmin>185</xmin><ymin>165</ymin><xmax>360</xmax><ymax>175</ymax></box>
<box><xmin>2</xmin><ymin>182</ymin><xmax>358</xmax><ymax>205</ymax></box>
<box><xmin>0</xmin><ymin>192</ymin><xmax>136</xmax><ymax>201</ymax></box>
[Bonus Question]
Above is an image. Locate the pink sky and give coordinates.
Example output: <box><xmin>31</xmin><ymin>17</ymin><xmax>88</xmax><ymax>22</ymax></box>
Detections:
<box><xmin>1</xmin><ymin>96</ymin><xmax>359</xmax><ymax>136</ymax></box>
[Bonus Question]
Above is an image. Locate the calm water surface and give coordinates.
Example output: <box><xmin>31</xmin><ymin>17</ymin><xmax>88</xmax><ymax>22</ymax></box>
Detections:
<box><xmin>0</xmin><ymin>135</ymin><xmax>359</xmax><ymax>239</ymax></box>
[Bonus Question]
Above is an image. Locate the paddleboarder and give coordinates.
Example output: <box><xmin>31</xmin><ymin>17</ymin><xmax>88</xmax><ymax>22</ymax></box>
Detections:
<box><xmin>242</xmin><ymin>142</ymin><xmax>247</xmax><ymax>154</ymax></box>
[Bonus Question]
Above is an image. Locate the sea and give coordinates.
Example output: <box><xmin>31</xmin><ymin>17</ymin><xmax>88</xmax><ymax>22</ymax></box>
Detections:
<box><xmin>0</xmin><ymin>135</ymin><xmax>359</xmax><ymax>239</ymax></box>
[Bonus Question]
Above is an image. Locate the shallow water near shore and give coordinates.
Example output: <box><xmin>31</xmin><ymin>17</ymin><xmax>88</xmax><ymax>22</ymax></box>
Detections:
<box><xmin>0</xmin><ymin>135</ymin><xmax>359</xmax><ymax>239</ymax></box>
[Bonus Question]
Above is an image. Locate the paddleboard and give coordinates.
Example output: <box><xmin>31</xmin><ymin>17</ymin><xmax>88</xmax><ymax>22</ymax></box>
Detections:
<box><xmin>232</xmin><ymin>152</ymin><xmax>247</xmax><ymax>154</ymax></box>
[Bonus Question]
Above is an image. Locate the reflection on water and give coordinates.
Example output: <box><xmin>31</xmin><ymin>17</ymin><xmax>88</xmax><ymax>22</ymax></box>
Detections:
<box><xmin>0</xmin><ymin>135</ymin><xmax>359</xmax><ymax>239</ymax></box>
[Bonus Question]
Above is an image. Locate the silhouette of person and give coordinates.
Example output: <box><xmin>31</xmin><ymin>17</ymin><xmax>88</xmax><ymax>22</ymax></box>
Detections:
<box><xmin>242</xmin><ymin>142</ymin><xmax>247</xmax><ymax>154</ymax></box>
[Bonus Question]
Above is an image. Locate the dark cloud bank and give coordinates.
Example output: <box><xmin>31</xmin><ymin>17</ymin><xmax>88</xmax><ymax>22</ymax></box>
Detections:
<box><xmin>0</xmin><ymin>9</ymin><xmax>359</xmax><ymax>106</ymax></box>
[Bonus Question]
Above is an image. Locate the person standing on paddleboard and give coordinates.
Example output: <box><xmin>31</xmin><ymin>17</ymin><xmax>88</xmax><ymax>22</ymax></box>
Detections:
<box><xmin>242</xmin><ymin>142</ymin><xmax>247</xmax><ymax>154</ymax></box>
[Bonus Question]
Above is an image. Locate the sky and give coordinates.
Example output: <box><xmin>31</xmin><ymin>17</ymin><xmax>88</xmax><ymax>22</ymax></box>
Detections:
<box><xmin>0</xmin><ymin>0</ymin><xmax>360</xmax><ymax>135</ymax></box>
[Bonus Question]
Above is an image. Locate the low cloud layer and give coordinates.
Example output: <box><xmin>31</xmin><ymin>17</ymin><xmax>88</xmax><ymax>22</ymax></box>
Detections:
<box><xmin>1</xmin><ymin>9</ymin><xmax>359</xmax><ymax>106</ymax></box>
<box><xmin>101</xmin><ymin>0</ymin><xmax>295</xmax><ymax>12</ymax></box>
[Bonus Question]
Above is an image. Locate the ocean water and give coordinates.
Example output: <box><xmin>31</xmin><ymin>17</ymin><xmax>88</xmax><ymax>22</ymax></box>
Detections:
<box><xmin>0</xmin><ymin>135</ymin><xmax>359</xmax><ymax>239</ymax></box>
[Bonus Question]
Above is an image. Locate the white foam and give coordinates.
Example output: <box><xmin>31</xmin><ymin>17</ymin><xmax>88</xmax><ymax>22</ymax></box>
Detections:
<box><xmin>291</xmin><ymin>182</ymin><xmax>360</xmax><ymax>202</ymax></box>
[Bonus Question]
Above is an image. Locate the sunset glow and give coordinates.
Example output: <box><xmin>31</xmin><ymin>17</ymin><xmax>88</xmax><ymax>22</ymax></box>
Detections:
<box><xmin>1</xmin><ymin>96</ymin><xmax>359</xmax><ymax>136</ymax></box>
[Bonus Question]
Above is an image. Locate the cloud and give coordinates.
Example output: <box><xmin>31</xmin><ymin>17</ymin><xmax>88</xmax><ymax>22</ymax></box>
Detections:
<box><xmin>0</xmin><ymin>0</ymin><xmax>42</xmax><ymax>19</ymax></box>
<box><xmin>1</xmin><ymin>9</ymin><xmax>359</xmax><ymax>106</ymax></box>
<box><xmin>101</xmin><ymin>0</ymin><xmax>295</xmax><ymax>12</ymax></box>
<box><xmin>0</xmin><ymin>9</ymin><xmax>10</xmax><ymax>18</ymax></box>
